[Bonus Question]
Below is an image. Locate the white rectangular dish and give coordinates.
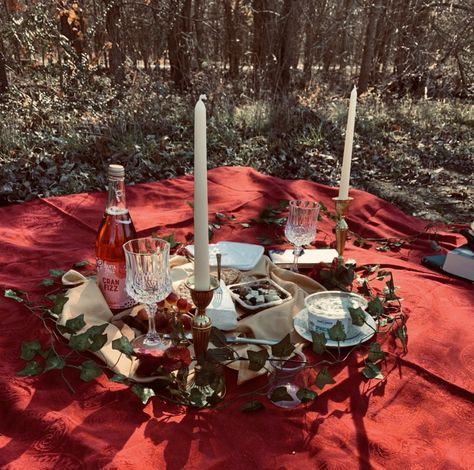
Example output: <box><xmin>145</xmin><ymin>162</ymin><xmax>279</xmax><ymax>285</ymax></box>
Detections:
<box><xmin>185</xmin><ymin>241</ymin><xmax>264</xmax><ymax>271</ymax></box>
<box><xmin>268</xmin><ymin>248</ymin><xmax>338</xmax><ymax>268</ymax></box>
<box><xmin>227</xmin><ymin>277</ymin><xmax>292</xmax><ymax>312</ymax></box>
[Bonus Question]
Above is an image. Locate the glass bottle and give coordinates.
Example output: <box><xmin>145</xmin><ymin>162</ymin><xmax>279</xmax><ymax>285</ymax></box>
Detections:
<box><xmin>95</xmin><ymin>164</ymin><xmax>137</xmax><ymax>313</ymax></box>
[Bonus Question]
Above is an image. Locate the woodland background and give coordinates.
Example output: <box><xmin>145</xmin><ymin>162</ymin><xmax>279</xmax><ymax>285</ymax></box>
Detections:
<box><xmin>0</xmin><ymin>0</ymin><xmax>472</xmax><ymax>222</ymax></box>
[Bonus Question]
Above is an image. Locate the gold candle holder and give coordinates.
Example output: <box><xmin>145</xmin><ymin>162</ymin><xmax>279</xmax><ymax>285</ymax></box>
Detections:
<box><xmin>185</xmin><ymin>276</ymin><xmax>219</xmax><ymax>359</ymax></box>
<box><xmin>332</xmin><ymin>197</ymin><xmax>353</xmax><ymax>258</ymax></box>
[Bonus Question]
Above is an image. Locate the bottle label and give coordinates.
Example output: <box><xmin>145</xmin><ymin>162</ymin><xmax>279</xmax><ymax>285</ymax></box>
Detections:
<box><xmin>96</xmin><ymin>259</ymin><xmax>136</xmax><ymax>310</ymax></box>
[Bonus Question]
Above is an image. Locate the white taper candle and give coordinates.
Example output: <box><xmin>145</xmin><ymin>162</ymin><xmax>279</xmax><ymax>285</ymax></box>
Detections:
<box><xmin>193</xmin><ymin>95</ymin><xmax>210</xmax><ymax>290</ymax></box>
<box><xmin>338</xmin><ymin>86</ymin><xmax>357</xmax><ymax>199</ymax></box>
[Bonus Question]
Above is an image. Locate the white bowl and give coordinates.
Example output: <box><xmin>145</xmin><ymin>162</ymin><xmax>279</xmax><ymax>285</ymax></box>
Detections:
<box><xmin>304</xmin><ymin>291</ymin><xmax>368</xmax><ymax>339</ymax></box>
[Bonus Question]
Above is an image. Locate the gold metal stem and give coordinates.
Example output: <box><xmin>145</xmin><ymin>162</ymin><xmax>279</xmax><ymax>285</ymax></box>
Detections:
<box><xmin>332</xmin><ymin>197</ymin><xmax>353</xmax><ymax>258</ymax></box>
<box><xmin>185</xmin><ymin>276</ymin><xmax>219</xmax><ymax>359</ymax></box>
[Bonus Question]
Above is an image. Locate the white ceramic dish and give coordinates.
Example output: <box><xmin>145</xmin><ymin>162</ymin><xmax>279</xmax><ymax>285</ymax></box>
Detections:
<box><xmin>185</xmin><ymin>241</ymin><xmax>264</xmax><ymax>271</ymax></box>
<box><xmin>293</xmin><ymin>308</ymin><xmax>376</xmax><ymax>348</ymax></box>
<box><xmin>228</xmin><ymin>278</ymin><xmax>292</xmax><ymax>311</ymax></box>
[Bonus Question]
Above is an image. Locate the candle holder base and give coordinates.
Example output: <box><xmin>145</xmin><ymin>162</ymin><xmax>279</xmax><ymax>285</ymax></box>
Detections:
<box><xmin>333</xmin><ymin>197</ymin><xmax>353</xmax><ymax>258</ymax></box>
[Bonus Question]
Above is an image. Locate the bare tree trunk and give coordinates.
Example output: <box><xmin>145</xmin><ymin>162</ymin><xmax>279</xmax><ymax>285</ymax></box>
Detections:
<box><xmin>168</xmin><ymin>0</ymin><xmax>192</xmax><ymax>90</ymax></box>
<box><xmin>358</xmin><ymin>0</ymin><xmax>381</xmax><ymax>93</ymax></box>
<box><xmin>337</xmin><ymin>0</ymin><xmax>353</xmax><ymax>75</ymax></box>
<box><xmin>104</xmin><ymin>0</ymin><xmax>125</xmax><ymax>85</ymax></box>
<box><xmin>193</xmin><ymin>0</ymin><xmax>204</xmax><ymax>68</ymax></box>
<box><xmin>273</xmin><ymin>0</ymin><xmax>300</xmax><ymax>94</ymax></box>
<box><xmin>223</xmin><ymin>0</ymin><xmax>241</xmax><ymax>79</ymax></box>
<box><xmin>0</xmin><ymin>35</ymin><xmax>8</xmax><ymax>95</ymax></box>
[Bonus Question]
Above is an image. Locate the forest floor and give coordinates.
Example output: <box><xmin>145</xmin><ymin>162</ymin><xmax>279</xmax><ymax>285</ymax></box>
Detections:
<box><xmin>0</xmin><ymin>72</ymin><xmax>472</xmax><ymax>224</ymax></box>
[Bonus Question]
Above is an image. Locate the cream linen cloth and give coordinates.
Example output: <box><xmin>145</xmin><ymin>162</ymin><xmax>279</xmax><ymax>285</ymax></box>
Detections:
<box><xmin>225</xmin><ymin>256</ymin><xmax>325</xmax><ymax>383</ymax></box>
<box><xmin>58</xmin><ymin>255</ymin><xmax>325</xmax><ymax>385</ymax></box>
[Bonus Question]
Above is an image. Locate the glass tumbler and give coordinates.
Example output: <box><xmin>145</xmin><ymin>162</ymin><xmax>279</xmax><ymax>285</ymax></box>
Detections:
<box><xmin>267</xmin><ymin>350</ymin><xmax>307</xmax><ymax>409</ymax></box>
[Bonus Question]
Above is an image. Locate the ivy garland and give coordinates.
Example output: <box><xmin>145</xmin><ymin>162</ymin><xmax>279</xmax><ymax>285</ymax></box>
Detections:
<box><xmin>5</xmin><ymin>202</ymin><xmax>410</xmax><ymax>410</ymax></box>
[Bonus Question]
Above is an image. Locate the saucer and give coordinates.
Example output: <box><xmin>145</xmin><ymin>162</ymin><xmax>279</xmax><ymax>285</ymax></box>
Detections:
<box><xmin>293</xmin><ymin>308</ymin><xmax>376</xmax><ymax>348</ymax></box>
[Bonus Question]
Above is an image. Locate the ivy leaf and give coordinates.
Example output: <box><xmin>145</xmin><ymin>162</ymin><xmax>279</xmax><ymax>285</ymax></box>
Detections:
<box><xmin>227</xmin><ymin>214</ymin><xmax>237</xmax><ymax>221</ymax></box>
<box><xmin>271</xmin><ymin>334</ymin><xmax>294</xmax><ymax>358</ymax></box>
<box><xmin>109</xmin><ymin>374</ymin><xmax>130</xmax><ymax>385</ymax></box>
<box><xmin>296</xmin><ymin>388</ymin><xmax>317</xmax><ymax>403</ymax></box>
<box><xmin>240</xmin><ymin>400</ymin><xmax>265</xmax><ymax>412</ymax></box>
<box><xmin>270</xmin><ymin>386</ymin><xmax>293</xmax><ymax>403</ymax></box>
<box><xmin>328</xmin><ymin>321</ymin><xmax>347</xmax><ymax>342</ymax></box>
<box><xmin>57</xmin><ymin>314</ymin><xmax>85</xmax><ymax>335</ymax></box>
<box><xmin>362</xmin><ymin>362</ymin><xmax>384</xmax><ymax>380</ymax></box>
<box><xmin>79</xmin><ymin>360</ymin><xmax>102</xmax><ymax>382</ymax></box>
<box><xmin>358</xmin><ymin>279</ymin><xmax>372</xmax><ymax>297</ymax></box>
<box><xmin>20</xmin><ymin>340</ymin><xmax>41</xmax><ymax>360</ymax></box>
<box><xmin>84</xmin><ymin>324</ymin><xmax>107</xmax><ymax>337</ymax></box>
<box><xmin>44</xmin><ymin>353</ymin><xmax>66</xmax><ymax>372</ymax></box>
<box><xmin>161</xmin><ymin>233</ymin><xmax>180</xmax><ymax>249</ymax></box>
<box><xmin>88</xmin><ymin>334</ymin><xmax>108</xmax><ymax>352</ymax></box>
<box><xmin>349</xmin><ymin>307</ymin><xmax>366</xmax><ymax>326</ymax></box>
<box><xmin>4</xmin><ymin>289</ymin><xmax>23</xmax><ymax>302</ymax></box>
<box><xmin>209</xmin><ymin>327</ymin><xmax>227</xmax><ymax>348</ymax></box>
<box><xmin>384</xmin><ymin>278</ymin><xmax>401</xmax><ymax>301</ymax></box>
<box><xmin>206</xmin><ymin>390</ymin><xmax>224</xmax><ymax>407</ymax></box>
<box><xmin>51</xmin><ymin>294</ymin><xmax>69</xmax><ymax>317</ymax></box>
<box><xmin>256</xmin><ymin>236</ymin><xmax>272</xmax><ymax>246</ymax></box>
<box><xmin>367</xmin><ymin>297</ymin><xmax>384</xmax><ymax>317</ymax></box>
<box><xmin>111</xmin><ymin>336</ymin><xmax>134</xmax><ymax>357</ymax></box>
<box><xmin>40</xmin><ymin>278</ymin><xmax>55</xmax><ymax>287</ymax></box>
<box><xmin>49</xmin><ymin>269</ymin><xmax>65</xmax><ymax>277</ymax></box>
<box><xmin>131</xmin><ymin>384</ymin><xmax>156</xmax><ymax>405</ymax></box>
<box><xmin>68</xmin><ymin>332</ymin><xmax>91</xmax><ymax>351</ymax></box>
<box><xmin>206</xmin><ymin>348</ymin><xmax>233</xmax><ymax>362</ymax></box>
<box><xmin>240</xmin><ymin>222</ymin><xmax>251</xmax><ymax>228</ymax></box>
<box><xmin>311</xmin><ymin>331</ymin><xmax>327</xmax><ymax>354</ymax></box>
<box><xmin>376</xmin><ymin>270</ymin><xmax>391</xmax><ymax>280</ymax></box>
<box><xmin>396</xmin><ymin>325</ymin><xmax>408</xmax><ymax>352</ymax></box>
<box><xmin>368</xmin><ymin>342</ymin><xmax>385</xmax><ymax>362</ymax></box>
<box><xmin>188</xmin><ymin>387</ymin><xmax>205</xmax><ymax>408</ymax></box>
<box><xmin>214</xmin><ymin>212</ymin><xmax>226</xmax><ymax>220</ymax></box>
<box><xmin>17</xmin><ymin>360</ymin><xmax>43</xmax><ymax>377</ymax></box>
<box><xmin>315</xmin><ymin>367</ymin><xmax>336</xmax><ymax>390</ymax></box>
<box><xmin>247</xmin><ymin>349</ymin><xmax>269</xmax><ymax>371</ymax></box>
<box><xmin>73</xmin><ymin>260</ymin><xmax>90</xmax><ymax>268</ymax></box>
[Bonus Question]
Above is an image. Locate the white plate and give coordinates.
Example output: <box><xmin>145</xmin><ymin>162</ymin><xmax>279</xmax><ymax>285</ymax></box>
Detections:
<box><xmin>185</xmin><ymin>242</ymin><xmax>264</xmax><ymax>271</ymax></box>
<box><xmin>293</xmin><ymin>308</ymin><xmax>376</xmax><ymax>348</ymax></box>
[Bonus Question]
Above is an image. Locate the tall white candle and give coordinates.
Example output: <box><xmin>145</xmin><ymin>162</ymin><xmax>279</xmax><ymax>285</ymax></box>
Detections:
<box><xmin>193</xmin><ymin>95</ymin><xmax>210</xmax><ymax>290</ymax></box>
<box><xmin>338</xmin><ymin>86</ymin><xmax>357</xmax><ymax>199</ymax></box>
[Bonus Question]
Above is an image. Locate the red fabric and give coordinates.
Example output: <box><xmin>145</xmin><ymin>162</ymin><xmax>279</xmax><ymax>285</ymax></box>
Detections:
<box><xmin>0</xmin><ymin>166</ymin><xmax>472</xmax><ymax>469</ymax></box>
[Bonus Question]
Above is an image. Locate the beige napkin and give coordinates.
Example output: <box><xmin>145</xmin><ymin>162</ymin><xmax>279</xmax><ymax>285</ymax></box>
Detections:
<box><xmin>225</xmin><ymin>256</ymin><xmax>325</xmax><ymax>383</ymax></box>
<box><xmin>58</xmin><ymin>255</ymin><xmax>325</xmax><ymax>385</ymax></box>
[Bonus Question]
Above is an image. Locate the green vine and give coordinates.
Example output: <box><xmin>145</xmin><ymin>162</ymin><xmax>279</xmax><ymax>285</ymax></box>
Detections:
<box><xmin>6</xmin><ymin>255</ymin><xmax>407</xmax><ymax>410</ymax></box>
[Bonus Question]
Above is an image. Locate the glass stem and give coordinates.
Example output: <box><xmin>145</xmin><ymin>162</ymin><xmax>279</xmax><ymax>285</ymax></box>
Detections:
<box><xmin>291</xmin><ymin>246</ymin><xmax>302</xmax><ymax>272</ymax></box>
<box><xmin>145</xmin><ymin>303</ymin><xmax>158</xmax><ymax>338</ymax></box>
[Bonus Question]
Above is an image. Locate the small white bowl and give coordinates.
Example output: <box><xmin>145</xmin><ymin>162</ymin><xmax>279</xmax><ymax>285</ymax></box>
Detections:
<box><xmin>304</xmin><ymin>291</ymin><xmax>368</xmax><ymax>339</ymax></box>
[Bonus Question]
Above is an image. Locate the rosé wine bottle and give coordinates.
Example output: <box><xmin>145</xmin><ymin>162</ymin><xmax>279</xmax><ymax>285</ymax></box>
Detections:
<box><xmin>95</xmin><ymin>164</ymin><xmax>137</xmax><ymax>313</ymax></box>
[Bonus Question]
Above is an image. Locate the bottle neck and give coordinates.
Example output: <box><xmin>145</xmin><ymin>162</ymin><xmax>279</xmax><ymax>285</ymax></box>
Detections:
<box><xmin>106</xmin><ymin>176</ymin><xmax>128</xmax><ymax>213</ymax></box>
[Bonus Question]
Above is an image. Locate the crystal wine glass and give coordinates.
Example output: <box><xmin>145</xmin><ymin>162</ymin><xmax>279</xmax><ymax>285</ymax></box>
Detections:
<box><xmin>123</xmin><ymin>237</ymin><xmax>172</xmax><ymax>351</ymax></box>
<box><xmin>284</xmin><ymin>200</ymin><xmax>320</xmax><ymax>272</ymax></box>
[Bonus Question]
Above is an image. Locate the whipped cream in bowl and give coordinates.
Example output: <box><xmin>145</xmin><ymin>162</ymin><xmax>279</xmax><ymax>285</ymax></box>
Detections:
<box><xmin>304</xmin><ymin>291</ymin><xmax>368</xmax><ymax>339</ymax></box>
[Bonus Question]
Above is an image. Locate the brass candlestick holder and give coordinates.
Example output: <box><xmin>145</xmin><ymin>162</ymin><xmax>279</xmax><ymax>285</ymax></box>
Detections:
<box><xmin>185</xmin><ymin>276</ymin><xmax>219</xmax><ymax>359</ymax></box>
<box><xmin>332</xmin><ymin>197</ymin><xmax>353</xmax><ymax>258</ymax></box>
